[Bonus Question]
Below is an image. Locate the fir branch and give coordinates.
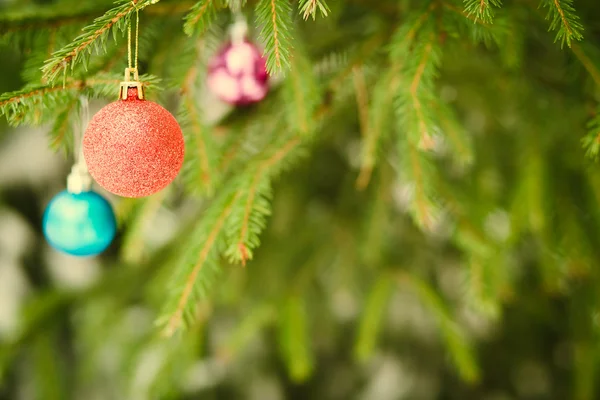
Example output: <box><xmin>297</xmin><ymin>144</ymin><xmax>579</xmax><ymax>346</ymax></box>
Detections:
<box><xmin>41</xmin><ymin>0</ymin><xmax>160</xmax><ymax>83</ymax></box>
<box><xmin>354</xmin><ymin>9</ymin><xmax>435</xmax><ymax>189</ymax></box>
<box><xmin>541</xmin><ymin>0</ymin><xmax>583</xmax><ymax>48</ymax></box>
<box><xmin>391</xmin><ymin>9</ymin><xmax>442</xmax><ymax>153</ymax></box>
<box><xmin>389</xmin><ymin>4</ymin><xmax>436</xmax><ymax>59</ymax></box>
<box><xmin>393</xmin><ymin>32</ymin><xmax>442</xmax><ymax>153</ymax></box>
<box><xmin>225</xmin><ymin>136</ymin><xmax>302</xmax><ymax>265</ymax></box>
<box><xmin>352</xmin><ymin>66</ymin><xmax>369</xmax><ymax>139</ymax></box>
<box><xmin>217</xmin><ymin>128</ymin><xmax>249</xmax><ymax>173</ymax></box>
<box><xmin>443</xmin><ymin>2</ymin><xmax>507</xmax><ymax>47</ymax></box>
<box><xmin>181</xmin><ymin>96</ymin><xmax>217</xmax><ymax>194</ymax></box>
<box><xmin>215</xmin><ymin>57</ymin><xmax>318</xmax><ymax>266</ymax></box>
<box><xmin>463</xmin><ymin>0</ymin><xmax>502</xmax><ymax>23</ymax></box>
<box><xmin>298</xmin><ymin>0</ymin><xmax>330</xmax><ymax>21</ymax></box>
<box><xmin>0</xmin><ymin>83</ymin><xmax>81</xmax><ymax>126</ymax></box>
<box><xmin>398</xmin><ymin>272</ymin><xmax>480</xmax><ymax>383</ymax></box>
<box><xmin>284</xmin><ymin>52</ymin><xmax>320</xmax><ymax>136</ymax></box>
<box><xmin>256</xmin><ymin>0</ymin><xmax>293</xmax><ymax>73</ymax></box>
<box><xmin>217</xmin><ymin>114</ymin><xmax>282</xmax><ymax>177</ymax></box>
<box><xmin>582</xmin><ymin>105</ymin><xmax>600</xmax><ymax>159</ymax></box>
<box><xmin>435</xmin><ymin>101</ymin><xmax>474</xmax><ymax>165</ymax></box>
<box><xmin>179</xmin><ymin>39</ymin><xmax>219</xmax><ymax>196</ymax></box>
<box><xmin>234</xmin><ymin>171</ymin><xmax>269</xmax><ymax>266</ymax></box>
<box><xmin>0</xmin><ymin>73</ymin><xmax>159</xmax><ymax>132</ymax></box>
<box><xmin>356</xmin><ymin>68</ymin><xmax>399</xmax><ymax>190</ymax></box>
<box><xmin>183</xmin><ymin>0</ymin><xmax>220</xmax><ymax>36</ymax></box>
<box><xmin>410</xmin><ymin>35</ymin><xmax>436</xmax><ymax>150</ymax></box>
<box><xmin>159</xmin><ymin>189</ymin><xmax>242</xmax><ymax>337</ymax></box>
<box><xmin>441</xmin><ymin>181</ymin><xmax>504</xmax><ymax>311</ymax></box>
<box><xmin>465</xmin><ymin>255</ymin><xmax>502</xmax><ymax>318</ymax></box>
<box><xmin>0</xmin><ymin>84</ymin><xmax>80</xmax><ymax>110</ymax></box>
<box><xmin>48</xmin><ymin>97</ymin><xmax>78</xmax><ymax>151</ymax></box>
<box><xmin>328</xmin><ymin>33</ymin><xmax>385</xmax><ymax>92</ymax></box>
<box><xmin>406</xmin><ymin>141</ymin><xmax>438</xmax><ymax>230</ymax></box>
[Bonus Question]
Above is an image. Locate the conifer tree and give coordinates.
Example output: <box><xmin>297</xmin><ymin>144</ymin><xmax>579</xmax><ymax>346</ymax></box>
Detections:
<box><xmin>1</xmin><ymin>0</ymin><xmax>600</xmax><ymax>398</ymax></box>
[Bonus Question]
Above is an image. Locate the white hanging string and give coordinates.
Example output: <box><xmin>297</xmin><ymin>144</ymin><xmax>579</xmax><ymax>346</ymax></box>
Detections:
<box><xmin>67</xmin><ymin>96</ymin><xmax>92</xmax><ymax>193</ymax></box>
<box><xmin>230</xmin><ymin>10</ymin><xmax>248</xmax><ymax>45</ymax></box>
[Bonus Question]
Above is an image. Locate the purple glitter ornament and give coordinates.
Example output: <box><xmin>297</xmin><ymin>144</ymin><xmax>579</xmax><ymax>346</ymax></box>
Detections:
<box><xmin>207</xmin><ymin>41</ymin><xmax>269</xmax><ymax>106</ymax></box>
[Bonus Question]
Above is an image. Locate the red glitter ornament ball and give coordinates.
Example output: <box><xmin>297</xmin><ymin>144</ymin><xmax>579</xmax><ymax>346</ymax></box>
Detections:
<box><xmin>207</xmin><ymin>40</ymin><xmax>269</xmax><ymax>106</ymax></box>
<box><xmin>83</xmin><ymin>88</ymin><xmax>185</xmax><ymax>198</ymax></box>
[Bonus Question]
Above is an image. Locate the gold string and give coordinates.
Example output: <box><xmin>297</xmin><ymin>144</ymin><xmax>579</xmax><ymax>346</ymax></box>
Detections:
<box><xmin>127</xmin><ymin>3</ymin><xmax>139</xmax><ymax>70</ymax></box>
<box><xmin>127</xmin><ymin>21</ymin><xmax>132</xmax><ymax>69</ymax></box>
<box><xmin>135</xmin><ymin>7</ymin><xmax>139</xmax><ymax>70</ymax></box>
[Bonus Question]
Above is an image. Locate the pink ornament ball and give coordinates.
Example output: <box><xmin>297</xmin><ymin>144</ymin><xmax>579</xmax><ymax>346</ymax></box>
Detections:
<box><xmin>83</xmin><ymin>88</ymin><xmax>185</xmax><ymax>198</ymax></box>
<box><xmin>207</xmin><ymin>41</ymin><xmax>269</xmax><ymax>106</ymax></box>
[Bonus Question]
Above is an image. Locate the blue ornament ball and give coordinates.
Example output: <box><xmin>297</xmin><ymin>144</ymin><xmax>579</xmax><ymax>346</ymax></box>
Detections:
<box><xmin>43</xmin><ymin>190</ymin><xmax>117</xmax><ymax>256</ymax></box>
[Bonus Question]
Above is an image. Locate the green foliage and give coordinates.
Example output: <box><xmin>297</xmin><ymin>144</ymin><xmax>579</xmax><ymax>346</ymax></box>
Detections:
<box><xmin>299</xmin><ymin>0</ymin><xmax>330</xmax><ymax>21</ymax></box>
<box><xmin>443</xmin><ymin>2</ymin><xmax>508</xmax><ymax>48</ymax></box>
<box><xmin>177</xmin><ymin>37</ymin><xmax>221</xmax><ymax>196</ymax></box>
<box><xmin>541</xmin><ymin>0</ymin><xmax>584</xmax><ymax>48</ymax></box>
<box><xmin>183</xmin><ymin>0</ymin><xmax>222</xmax><ymax>36</ymax></box>
<box><xmin>0</xmin><ymin>72</ymin><xmax>160</xmax><ymax>127</ymax></box>
<box><xmin>157</xmin><ymin>186</ymin><xmax>239</xmax><ymax>336</ymax></box>
<box><xmin>255</xmin><ymin>0</ymin><xmax>294</xmax><ymax>73</ymax></box>
<box><xmin>435</xmin><ymin>100</ymin><xmax>474</xmax><ymax>165</ymax></box>
<box><xmin>179</xmin><ymin>98</ymin><xmax>220</xmax><ymax>195</ymax></box>
<box><xmin>223</xmin><ymin>134</ymin><xmax>303</xmax><ymax>265</ymax></box>
<box><xmin>48</xmin><ymin>96</ymin><xmax>78</xmax><ymax>153</ymax></box>
<box><xmin>398</xmin><ymin>139</ymin><xmax>440</xmax><ymax>230</ymax></box>
<box><xmin>463</xmin><ymin>0</ymin><xmax>502</xmax><ymax>23</ymax></box>
<box><xmin>283</xmin><ymin>51</ymin><xmax>320</xmax><ymax>136</ymax></box>
<box><xmin>356</xmin><ymin>68</ymin><xmax>398</xmax><ymax>189</ymax></box>
<box><xmin>393</xmin><ymin>24</ymin><xmax>442</xmax><ymax>151</ymax></box>
<box><xmin>41</xmin><ymin>0</ymin><xmax>160</xmax><ymax>83</ymax></box>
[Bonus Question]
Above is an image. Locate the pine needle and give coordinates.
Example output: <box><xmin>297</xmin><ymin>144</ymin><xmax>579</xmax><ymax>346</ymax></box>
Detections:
<box><xmin>256</xmin><ymin>0</ymin><xmax>293</xmax><ymax>73</ymax></box>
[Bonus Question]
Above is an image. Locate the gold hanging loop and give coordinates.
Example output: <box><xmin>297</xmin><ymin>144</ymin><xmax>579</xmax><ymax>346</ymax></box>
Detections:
<box><xmin>120</xmin><ymin>4</ymin><xmax>143</xmax><ymax>100</ymax></box>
